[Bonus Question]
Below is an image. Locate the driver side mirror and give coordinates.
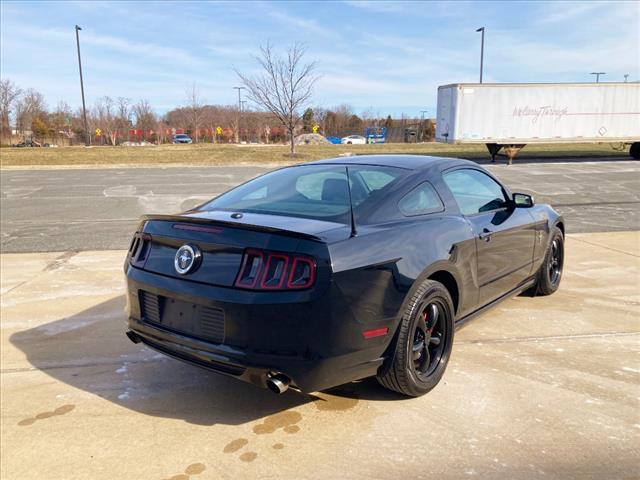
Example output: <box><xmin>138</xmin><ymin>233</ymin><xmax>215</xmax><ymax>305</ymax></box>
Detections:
<box><xmin>512</xmin><ymin>192</ymin><xmax>534</xmax><ymax>208</ymax></box>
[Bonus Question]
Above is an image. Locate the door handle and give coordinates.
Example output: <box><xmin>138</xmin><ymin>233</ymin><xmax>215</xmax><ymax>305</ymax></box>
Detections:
<box><xmin>479</xmin><ymin>228</ymin><xmax>493</xmax><ymax>242</ymax></box>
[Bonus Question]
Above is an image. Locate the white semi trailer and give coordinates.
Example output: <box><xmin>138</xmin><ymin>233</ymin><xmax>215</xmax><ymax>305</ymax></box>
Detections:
<box><xmin>435</xmin><ymin>83</ymin><xmax>640</xmax><ymax>164</ymax></box>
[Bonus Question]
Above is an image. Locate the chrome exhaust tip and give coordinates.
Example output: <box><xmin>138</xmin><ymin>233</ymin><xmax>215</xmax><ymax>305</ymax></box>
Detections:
<box><xmin>266</xmin><ymin>373</ymin><xmax>291</xmax><ymax>394</ymax></box>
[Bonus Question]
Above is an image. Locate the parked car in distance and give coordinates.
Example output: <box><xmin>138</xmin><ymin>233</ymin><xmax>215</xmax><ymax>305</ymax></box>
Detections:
<box><xmin>172</xmin><ymin>134</ymin><xmax>193</xmax><ymax>144</ymax></box>
<box><xmin>341</xmin><ymin>135</ymin><xmax>366</xmax><ymax>145</ymax></box>
<box><xmin>124</xmin><ymin>155</ymin><xmax>564</xmax><ymax>397</ymax></box>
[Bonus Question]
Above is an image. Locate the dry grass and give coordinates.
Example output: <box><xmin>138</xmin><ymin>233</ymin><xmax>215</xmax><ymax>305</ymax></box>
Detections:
<box><xmin>0</xmin><ymin>142</ymin><xmax>629</xmax><ymax>168</ymax></box>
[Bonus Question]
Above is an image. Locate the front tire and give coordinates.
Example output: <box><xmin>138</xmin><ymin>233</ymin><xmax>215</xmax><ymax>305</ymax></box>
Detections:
<box><xmin>377</xmin><ymin>279</ymin><xmax>454</xmax><ymax>397</ymax></box>
<box><xmin>534</xmin><ymin>226</ymin><xmax>564</xmax><ymax>296</ymax></box>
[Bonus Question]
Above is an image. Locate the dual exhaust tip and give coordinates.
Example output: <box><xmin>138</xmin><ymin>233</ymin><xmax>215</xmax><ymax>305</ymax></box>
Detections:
<box><xmin>126</xmin><ymin>330</ymin><xmax>291</xmax><ymax>394</ymax></box>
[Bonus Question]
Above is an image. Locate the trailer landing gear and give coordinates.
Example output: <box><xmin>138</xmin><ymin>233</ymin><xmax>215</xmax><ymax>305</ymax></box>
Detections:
<box><xmin>486</xmin><ymin>144</ymin><xmax>526</xmax><ymax>165</ymax></box>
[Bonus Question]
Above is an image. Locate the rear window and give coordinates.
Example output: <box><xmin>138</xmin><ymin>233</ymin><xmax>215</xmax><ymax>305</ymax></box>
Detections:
<box><xmin>202</xmin><ymin>165</ymin><xmax>406</xmax><ymax>223</ymax></box>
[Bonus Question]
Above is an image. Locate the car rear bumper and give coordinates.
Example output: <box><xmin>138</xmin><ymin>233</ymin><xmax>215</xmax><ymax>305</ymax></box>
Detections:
<box><xmin>125</xmin><ymin>266</ymin><xmax>391</xmax><ymax>393</ymax></box>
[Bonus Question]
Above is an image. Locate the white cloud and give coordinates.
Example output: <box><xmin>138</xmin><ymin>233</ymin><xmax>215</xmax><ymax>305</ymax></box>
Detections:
<box><xmin>267</xmin><ymin>11</ymin><xmax>338</xmax><ymax>39</ymax></box>
<box><xmin>539</xmin><ymin>1</ymin><xmax>609</xmax><ymax>24</ymax></box>
<box><xmin>342</xmin><ymin>1</ymin><xmax>405</xmax><ymax>13</ymax></box>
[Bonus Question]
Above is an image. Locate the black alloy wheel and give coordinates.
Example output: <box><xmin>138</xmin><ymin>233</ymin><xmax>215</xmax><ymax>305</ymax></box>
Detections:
<box><xmin>377</xmin><ymin>279</ymin><xmax>454</xmax><ymax>397</ymax></box>
<box><xmin>412</xmin><ymin>301</ymin><xmax>447</xmax><ymax>378</ymax></box>
<box><xmin>535</xmin><ymin>226</ymin><xmax>564</xmax><ymax>296</ymax></box>
<box><xmin>548</xmin><ymin>237</ymin><xmax>563</xmax><ymax>287</ymax></box>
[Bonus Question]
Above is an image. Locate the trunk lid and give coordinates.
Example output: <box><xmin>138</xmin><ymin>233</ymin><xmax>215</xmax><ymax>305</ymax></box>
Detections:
<box><xmin>129</xmin><ymin>210</ymin><xmax>348</xmax><ymax>287</ymax></box>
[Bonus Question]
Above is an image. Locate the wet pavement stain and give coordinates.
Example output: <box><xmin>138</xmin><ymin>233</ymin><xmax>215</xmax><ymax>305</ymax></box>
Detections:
<box><xmin>184</xmin><ymin>463</ymin><xmax>206</xmax><ymax>475</ymax></box>
<box><xmin>283</xmin><ymin>425</ymin><xmax>300</xmax><ymax>434</ymax></box>
<box><xmin>252</xmin><ymin>410</ymin><xmax>303</xmax><ymax>434</ymax></box>
<box><xmin>18</xmin><ymin>404</ymin><xmax>75</xmax><ymax>426</ymax></box>
<box><xmin>239</xmin><ymin>451</ymin><xmax>258</xmax><ymax>462</ymax></box>
<box><xmin>314</xmin><ymin>393</ymin><xmax>359</xmax><ymax>411</ymax></box>
<box><xmin>43</xmin><ymin>251</ymin><xmax>78</xmax><ymax>272</ymax></box>
<box><xmin>223</xmin><ymin>438</ymin><xmax>248</xmax><ymax>453</ymax></box>
<box><xmin>163</xmin><ymin>463</ymin><xmax>206</xmax><ymax>480</ymax></box>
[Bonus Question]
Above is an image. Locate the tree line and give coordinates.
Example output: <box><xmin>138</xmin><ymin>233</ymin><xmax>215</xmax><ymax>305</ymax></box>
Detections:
<box><xmin>1</xmin><ymin>44</ymin><xmax>433</xmax><ymax>149</ymax></box>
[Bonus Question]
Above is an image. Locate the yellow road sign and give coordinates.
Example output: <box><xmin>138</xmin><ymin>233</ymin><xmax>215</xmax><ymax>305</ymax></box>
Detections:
<box><xmin>95</xmin><ymin>128</ymin><xmax>102</xmax><ymax>136</ymax></box>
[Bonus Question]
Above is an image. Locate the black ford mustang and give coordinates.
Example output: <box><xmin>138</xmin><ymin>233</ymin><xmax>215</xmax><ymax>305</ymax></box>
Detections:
<box><xmin>125</xmin><ymin>155</ymin><xmax>564</xmax><ymax>396</ymax></box>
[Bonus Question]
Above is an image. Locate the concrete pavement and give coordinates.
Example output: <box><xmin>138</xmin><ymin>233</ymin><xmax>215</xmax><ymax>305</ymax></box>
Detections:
<box><xmin>1</xmin><ymin>231</ymin><xmax>639</xmax><ymax>479</ymax></box>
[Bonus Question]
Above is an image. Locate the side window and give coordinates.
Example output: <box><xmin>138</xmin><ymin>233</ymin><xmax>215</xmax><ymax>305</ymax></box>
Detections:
<box><xmin>399</xmin><ymin>182</ymin><xmax>444</xmax><ymax>216</ymax></box>
<box><xmin>443</xmin><ymin>169</ymin><xmax>507</xmax><ymax>215</ymax></box>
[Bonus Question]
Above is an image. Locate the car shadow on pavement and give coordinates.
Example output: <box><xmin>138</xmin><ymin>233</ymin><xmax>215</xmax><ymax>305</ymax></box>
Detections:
<box><xmin>9</xmin><ymin>295</ymin><xmax>329</xmax><ymax>426</ymax></box>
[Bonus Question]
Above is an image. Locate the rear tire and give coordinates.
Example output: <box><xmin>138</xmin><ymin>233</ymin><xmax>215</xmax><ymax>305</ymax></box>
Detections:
<box><xmin>534</xmin><ymin>226</ymin><xmax>564</xmax><ymax>296</ymax></box>
<box><xmin>630</xmin><ymin>142</ymin><xmax>640</xmax><ymax>160</ymax></box>
<box><xmin>377</xmin><ymin>279</ymin><xmax>454</xmax><ymax>397</ymax></box>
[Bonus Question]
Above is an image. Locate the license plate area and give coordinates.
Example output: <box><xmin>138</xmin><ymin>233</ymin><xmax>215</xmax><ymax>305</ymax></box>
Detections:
<box><xmin>139</xmin><ymin>291</ymin><xmax>225</xmax><ymax>344</ymax></box>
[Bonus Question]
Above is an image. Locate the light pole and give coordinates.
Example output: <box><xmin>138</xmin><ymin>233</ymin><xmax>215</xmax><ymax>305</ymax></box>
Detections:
<box><xmin>233</xmin><ymin>86</ymin><xmax>245</xmax><ymax>143</ymax></box>
<box><xmin>476</xmin><ymin>27</ymin><xmax>485</xmax><ymax>84</ymax></box>
<box><xmin>241</xmin><ymin>100</ymin><xmax>248</xmax><ymax>142</ymax></box>
<box><xmin>420</xmin><ymin>110</ymin><xmax>428</xmax><ymax>142</ymax></box>
<box><xmin>590</xmin><ymin>72</ymin><xmax>606</xmax><ymax>83</ymax></box>
<box><xmin>624</xmin><ymin>74</ymin><xmax>629</xmax><ymax>83</ymax></box>
<box><xmin>75</xmin><ymin>25</ymin><xmax>89</xmax><ymax>146</ymax></box>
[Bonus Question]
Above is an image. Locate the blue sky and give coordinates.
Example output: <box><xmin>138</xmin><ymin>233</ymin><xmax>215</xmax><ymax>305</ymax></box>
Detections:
<box><xmin>1</xmin><ymin>0</ymin><xmax>638</xmax><ymax>117</ymax></box>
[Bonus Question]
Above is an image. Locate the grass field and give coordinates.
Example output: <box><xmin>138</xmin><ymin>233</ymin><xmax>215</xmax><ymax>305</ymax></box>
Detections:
<box><xmin>0</xmin><ymin>141</ymin><xmax>630</xmax><ymax>168</ymax></box>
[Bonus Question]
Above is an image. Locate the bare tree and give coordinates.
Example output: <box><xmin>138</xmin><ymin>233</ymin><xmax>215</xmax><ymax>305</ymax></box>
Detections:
<box><xmin>94</xmin><ymin>96</ymin><xmax>118</xmax><ymax>145</ymax></box>
<box><xmin>0</xmin><ymin>79</ymin><xmax>22</xmax><ymax>141</ymax></box>
<box><xmin>49</xmin><ymin>101</ymin><xmax>73</xmax><ymax>143</ymax></box>
<box><xmin>184</xmin><ymin>84</ymin><xmax>204</xmax><ymax>142</ymax></box>
<box><xmin>15</xmin><ymin>88</ymin><xmax>46</xmax><ymax>136</ymax></box>
<box><xmin>133</xmin><ymin>99</ymin><xmax>156</xmax><ymax>137</ymax></box>
<box><xmin>116</xmin><ymin>97</ymin><xmax>132</xmax><ymax>132</ymax></box>
<box><xmin>237</xmin><ymin>42</ymin><xmax>319</xmax><ymax>154</ymax></box>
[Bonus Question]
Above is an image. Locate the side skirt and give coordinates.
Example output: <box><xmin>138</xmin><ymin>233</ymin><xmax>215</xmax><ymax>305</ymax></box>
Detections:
<box><xmin>454</xmin><ymin>277</ymin><xmax>537</xmax><ymax>330</ymax></box>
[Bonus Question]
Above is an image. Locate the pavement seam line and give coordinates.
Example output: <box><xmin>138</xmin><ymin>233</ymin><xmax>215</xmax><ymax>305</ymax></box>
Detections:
<box><xmin>456</xmin><ymin>331</ymin><xmax>640</xmax><ymax>345</ymax></box>
<box><xmin>569</xmin><ymin>236</ymin><xmax>640</xmax><ymax>258</ymax></box>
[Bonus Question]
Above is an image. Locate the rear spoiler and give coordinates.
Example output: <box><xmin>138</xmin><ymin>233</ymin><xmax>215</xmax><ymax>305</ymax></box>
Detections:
<box><xmin>138</xmin><ymin>214</ymin><xmax>324</xmax><ymax>242</ymax></box>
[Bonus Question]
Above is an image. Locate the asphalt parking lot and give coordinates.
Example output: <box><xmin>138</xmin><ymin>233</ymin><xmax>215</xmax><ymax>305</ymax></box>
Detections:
<box><xmin>1</xmin><ymin>159</ymin><xmax>639</xmax><ymax>253</ymax></box>
<box><xmin>1</xmin><ymin>158</ymin><xmax>639</xmax><ymax>479</ymax></box>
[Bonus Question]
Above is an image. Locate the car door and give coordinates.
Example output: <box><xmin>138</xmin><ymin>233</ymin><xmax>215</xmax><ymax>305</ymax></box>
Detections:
<box><xmin>443</xmin><ymin>168</ymin><xmax>536</xmax><ymax>305</ymax></box>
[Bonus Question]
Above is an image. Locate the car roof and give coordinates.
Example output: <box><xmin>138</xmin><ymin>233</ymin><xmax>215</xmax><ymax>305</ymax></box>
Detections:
<box><xmin>303</xmin><ymin>154</ymin><xmax>475</xmax><ymax>171</ymax></box>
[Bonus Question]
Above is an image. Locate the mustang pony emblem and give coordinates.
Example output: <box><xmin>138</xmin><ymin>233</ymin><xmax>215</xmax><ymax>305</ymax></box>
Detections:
<box><xmin>174</xmin><ymin>244</ymin><xmax>201</xmax><ymax>274</ymax></box>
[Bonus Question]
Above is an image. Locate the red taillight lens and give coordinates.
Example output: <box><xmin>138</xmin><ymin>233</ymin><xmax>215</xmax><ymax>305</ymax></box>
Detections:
<box><xmin>260</xmin><ymin>254</ymin><xmax>290</xmax><ymax>289</ymax></box>
<box><xmin>235</xmin><ymin>249</ymin><xmax>264</xmax><ymax>288</ymax></box>
<box><xmin>234</xmin><ymin>249</ymin><xmax>316</xmax><ymax>291</ymax></box>
<box><xmin>287</xmin><ymin>256</ymin><xmax>315</xmax><ymax>289</ymax></box>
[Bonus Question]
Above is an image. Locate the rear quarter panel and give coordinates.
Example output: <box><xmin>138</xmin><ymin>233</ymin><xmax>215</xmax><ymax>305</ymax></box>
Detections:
<box><xmin>327</xmin><ymin>214</ymin><xmax>478</xmax><ymax>339</ymax></box>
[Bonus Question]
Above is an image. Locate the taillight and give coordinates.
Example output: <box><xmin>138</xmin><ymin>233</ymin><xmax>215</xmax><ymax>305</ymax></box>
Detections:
<box><xmin>129</xmin><ymin>233</ymin><xmax>151</xmax><ymax>268</ymax></box>
<box><xmin>235</xmin><ymin>249</ymin><xmax>316</xmax><ymax>291</ymax></box>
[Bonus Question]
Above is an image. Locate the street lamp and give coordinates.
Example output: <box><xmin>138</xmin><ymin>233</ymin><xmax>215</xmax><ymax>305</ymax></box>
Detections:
<box><xmin>420</xmin><ymin>110</ymin><xmax>428</xmax><ymax>142</ymax></box>
<box><xmin>75</xmin><ymin>25</ymin><xmax>89</xmax><ymax>146</ymax></box>
<box><xmin>624</xmin><ymin>74</ymin><xmax>629</xmax><ymax>83</ymax></box>
<box><xmin>233</xmin><ymin>86</ymin><xmax>245</xmax><ymax>143</ymax></box>
<box><xmin>476</xmin><ymin>27</ymin><xmax>485</xmax><ymax>84</ymax></box>
<box><xmin>590</xmin><ymin>72</ymin><xmax>606</xmax><ymax>83</ymax></box>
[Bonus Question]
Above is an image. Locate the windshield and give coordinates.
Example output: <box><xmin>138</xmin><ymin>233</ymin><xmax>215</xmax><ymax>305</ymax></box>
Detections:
<box><xmin>201</xmin><ymin>164</ymin><xmax>407</xmax><ymax>224</ymax></box>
